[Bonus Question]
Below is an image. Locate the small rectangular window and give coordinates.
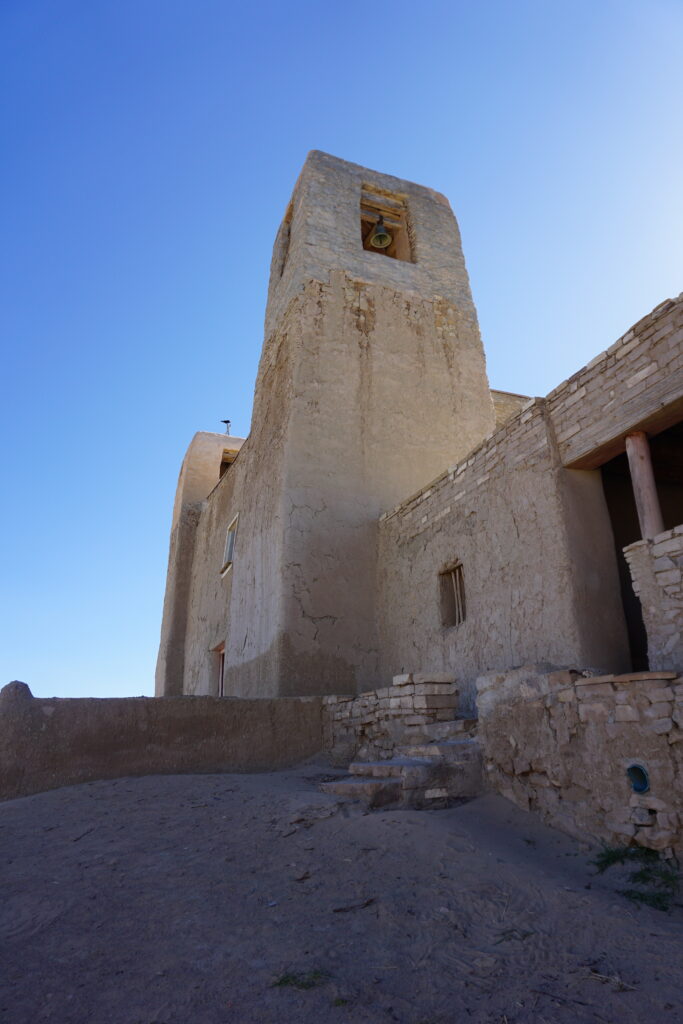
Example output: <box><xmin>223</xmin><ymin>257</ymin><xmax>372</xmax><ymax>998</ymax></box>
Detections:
<box><xmin>221</xmin><ymin>515</ymin><xmax>238</xmax><ymax>573</ymax></box>
<box><xmin>439</xmin><ymin>563</ymin><xmax>466</xmax><ymax>627</ymax></box>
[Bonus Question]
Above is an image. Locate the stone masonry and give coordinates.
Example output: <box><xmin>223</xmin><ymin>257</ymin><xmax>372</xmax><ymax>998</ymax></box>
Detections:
<box><xmin>477</xmin><ymin>666</ymin><xmax>683</xmax><ymax>852</ymax></box>
<box><xmin>624</xmin><ymin>525</ymin><xmax>683</xmax><ymax>671</ymax></box>
<box><xmin>323</xmin><ymin>674</ymin><xmax>475</xmax><ymax>766</ymax></box>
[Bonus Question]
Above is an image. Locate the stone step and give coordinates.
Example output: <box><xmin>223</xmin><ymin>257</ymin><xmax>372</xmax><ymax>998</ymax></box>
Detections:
<box><xmin>348</xmin><ymin>757</ymin><xmax>433</xmax><ymax>779</ymax></box>
<box><xmin>319</xmin><ymin>776</ymin><xmax>402</xmax><ymax>808</ymax></box>
<box><xmin>398</xmin><ymin>738</ymin><xmax>480</xmax><ymax>763</ymax></box>
<box><xmin>418</xmin><ymin>718</ymin><xmax>478</xmax><ymax>742</ymax></box>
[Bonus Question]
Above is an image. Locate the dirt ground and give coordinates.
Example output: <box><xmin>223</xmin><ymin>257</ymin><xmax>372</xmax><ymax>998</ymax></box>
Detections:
<box><xmin>2</xmin><ymin>762</ymin><xmax>683</xmax><ymax>1024</ymax></box>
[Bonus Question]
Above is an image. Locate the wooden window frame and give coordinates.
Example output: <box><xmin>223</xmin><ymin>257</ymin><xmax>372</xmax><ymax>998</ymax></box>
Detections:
<box><xmin>439</xmin><ymin>562</ymin><xmax>466</xmax><ymax>628</ymax></box>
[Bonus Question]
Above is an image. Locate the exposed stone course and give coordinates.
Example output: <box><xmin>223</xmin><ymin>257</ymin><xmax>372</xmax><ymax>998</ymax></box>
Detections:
<box><xmin>323</xmin><ymin>673</ymin><xmax>475</xmax><ymax>765</ymax></box>
<box><xmin>625</xmin><ymin>525</ymin><xmax>683</xmax><ymax>671</ymax></box>
<box><xmin>477</xmin><ymin>666</ymin><xmax>683</xmax><ymax>852</ymax></box>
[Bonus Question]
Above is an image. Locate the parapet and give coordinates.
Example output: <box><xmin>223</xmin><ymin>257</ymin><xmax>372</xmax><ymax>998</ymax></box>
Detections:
<box><xmin>265</xmin><ymin>150</ymin><xmax>476</xmax><ymax>336</ymax></box>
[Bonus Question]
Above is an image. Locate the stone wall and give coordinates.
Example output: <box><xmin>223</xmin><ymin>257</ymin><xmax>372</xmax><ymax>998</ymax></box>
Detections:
<box><xmin>477</xmin><ymin>666</ymin><xmax>683</xmax><ymax>852</ymax></box>
<box><xmin>322</xmin><ymin>674</ymin><xmax>473</xmax><ymax>765</ymax></box>
<box><xmin>546</xmin><ymin>295</ymin><xmax>683</xmax><ymax>469</ymax></box>
<box><xmin>625</xmin><ymin>525</ymin><xmax>683</xmax><ymax>671</ymax></box>
<box><xmin>0</xmin><ymin>682</ymin><xmax>323</xmax><ymax>801</ymax></box>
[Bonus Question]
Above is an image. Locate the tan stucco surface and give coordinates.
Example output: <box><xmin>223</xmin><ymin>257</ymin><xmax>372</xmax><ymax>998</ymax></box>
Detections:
<box><xmin>161</xmin><ymin>152</ymin><xmax>495</xmax><ymax>698</ymax></box>
<box><xmin>377</xmin><ymin>402</ymin><xmax>630</xmax><ymax>709</ymax></box>
<box><xmin>0</xmin><ymin>682</ymin><xmax>322</xmax><ymax>801</ymax></box>
<box><xmin>155</xmin><ymin>431</ymin><xmax>244</xmax><ymax>696</ymax></box>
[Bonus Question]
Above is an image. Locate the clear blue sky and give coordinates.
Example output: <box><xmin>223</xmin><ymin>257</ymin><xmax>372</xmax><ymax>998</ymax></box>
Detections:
<box><xmin>2</xmin><ymin>0</ymin><xmax>682</xmax><ymax>698</ymax></box>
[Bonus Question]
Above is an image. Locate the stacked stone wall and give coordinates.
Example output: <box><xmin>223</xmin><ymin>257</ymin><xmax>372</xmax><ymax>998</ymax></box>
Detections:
<box><xmin>477</xmin><ymin>667</ymin><xmax>683</xmax><ymax>852</ymax></box>
<box><xmin>545</xmin><ymin>296</ymin><xmax>683</xmax><ymax>468</ymax></box>
<box><xmin>625</xmin><ymin>526</ymin><xmax>683</xmax><ymax>671</ymax></box>
<box><xmin>322</xmin><ymin>674</ymin><xmax>471</xmax><ymax>765</ymax></box>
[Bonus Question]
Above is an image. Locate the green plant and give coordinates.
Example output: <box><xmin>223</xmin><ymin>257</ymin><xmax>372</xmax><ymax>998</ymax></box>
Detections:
<box><xmin>273</xmin><ymin>970</ymin><xmax>328</xmax><ymax>990</ymax></box>
<box><xmin>592</xmin><ymin>845</ymin><xmax>679</xmax><ymax>912</ymax></box>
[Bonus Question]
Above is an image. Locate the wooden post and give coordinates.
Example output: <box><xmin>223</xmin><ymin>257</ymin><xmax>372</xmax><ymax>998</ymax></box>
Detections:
<box><xmin>625</xmin><ymin>431</ymin><xmax>664</xmax><ymax>540</ymax></box>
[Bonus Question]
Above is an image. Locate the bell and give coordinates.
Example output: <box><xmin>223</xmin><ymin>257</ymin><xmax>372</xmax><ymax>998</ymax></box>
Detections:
<box><xmin>369</xmin><ymin>216</ymin><xmax>392</xmax><ymax>249</ymax></box>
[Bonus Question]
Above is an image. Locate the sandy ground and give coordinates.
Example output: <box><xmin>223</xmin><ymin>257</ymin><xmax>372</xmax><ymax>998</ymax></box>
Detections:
<box><xmin>2</xmin><ymin>762</ymin><xmax>683</xmax><ymax>1024</ymax></box>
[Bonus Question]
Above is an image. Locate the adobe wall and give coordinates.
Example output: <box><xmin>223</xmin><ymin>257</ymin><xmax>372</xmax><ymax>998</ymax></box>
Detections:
<box><xmin>180</xmin><ymin>152</ymin><xmax>498</xmax><ymax>699</ymax></box>
<box><xmin>625</xmin><ymin>526</ymin><xmax>683</xmax><ymax>671</ymax></box>
<box><xmin>377</xmin><ymin>401</ymin><xmax>629</xmax><ymax>710</ymax></box>
<box><xmin>156</xmin><ymin>432</ymin><xmax>244</xmax><ymax>696</ymax></box>
<box><xmin>477</xmin><ymin>666</ymin><xmax>683</xmax><ymax>852</ymax></box>
<box><xmin>376</xmin><ymin>295</ymin><xmax>683</xmax><ymax>705</ymax></box>
<box><xmin>0</xmin><ymin>682</ymin><xmax>323</xmax><ymax>801</ymax></box>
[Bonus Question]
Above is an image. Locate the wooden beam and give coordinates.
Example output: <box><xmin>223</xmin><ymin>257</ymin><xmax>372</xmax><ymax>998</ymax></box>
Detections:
<box><xmin>625</xmin><ymin>431</ymin><xmax>665</xmax><ymax>539</ymax></box>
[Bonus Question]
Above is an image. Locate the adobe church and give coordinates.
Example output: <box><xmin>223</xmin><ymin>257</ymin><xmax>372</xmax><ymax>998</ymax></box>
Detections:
<box><xmin>156</xmin><ymin>151</ymin><xmax>683</xmax><ymax>716</ymax></box>
<box><xmin>4</xmin><ymin>152</ymin><xmax>683</xmax><ymax>853</ymax></box>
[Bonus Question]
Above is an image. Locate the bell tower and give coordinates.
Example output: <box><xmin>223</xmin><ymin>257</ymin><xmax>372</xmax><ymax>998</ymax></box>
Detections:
<box><xmin>157</xmin><ymin>151</ymin><xmax>495</xmax><ymax>700</ymax></box>
<box><xmin>235</xmin><ymin>151</ymin><xmax>495</xmax><ymax>695</ymax></box>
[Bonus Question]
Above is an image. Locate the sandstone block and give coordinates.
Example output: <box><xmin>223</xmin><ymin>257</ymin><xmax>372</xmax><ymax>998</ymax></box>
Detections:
<box><xmin>630</xmin><ymin>793</ymin><xmax>668</xmax><ymax>811</ymax></box>
<box><xmin>413</xmin><ymin>683</ymin><xmax>458</xmax><ymax>696</ymax></box>
<box><xmin>578</xmin><ymin>702</ymin><xmax>609</xmax><ymax>722</ymax></box>
<box><xmin>389</xmin><ymin>684</ymin><xmax>414</xmax><ymax>698</ymax></box>
<box><xmin>414</xmin><ymin>695</ymin><xmax>458</xmax><ymax>710</ymax></box>
<box><xmin>528</xmin><ymin>772</ymin><xmax>551</xmax><ymax>787</ymax></box>
<box><xmin>576</xmin><ymin>682</ymin><xmax>614</xmax><ymax>698</ymax></box>
<box><xmin>556</xmin><ymin>688</ymin><xmax>576</xmax><ymax>703</ymax></box>
<box><xmin>392</xmin><ymin>674</ymin><xmax>413</xmax><ymax>687</ymax></box>
<box><xmin>413</xmin><ymin>673</ymin><xmax>457</xmax><ymax>686</ymax></box>
<box><xmin>424</xmin><ymin>787</ymin><xmax>449</xmax><ymax>800</ymax></box>
<box><xmin>606</xmin><ymin>822</ymin><xmax>637</xmax><ymax>839</ymax></box>
<box><xmin>614</xmin><ymin>705</ymin><xmax>639</xmax><ymax>722</ymax></box>
<box><xmin>657</xmin><ymin>811</ymin><xmax>679</xmax><ymax>830</ymax></box>
<box><xmin>644</xmin><ymin>687</ymin><xmax>675</xmax><ymax>703</ymax></box>
<box><xmin>631</xmin><ymin>807</ymin><xmax>654</xmax><ymax>826</ymax></box>
<box><xmin>635</xmin><ymin>827</ymin><xmax>674</xmax><ymax>851</ymax></box>
<box><xmin>643</xmin><ymin>703</ymin><xmax>673</xmax><ymax>719</ymax></box>
<box><xmin>649</xmin><ymin>717</ymin><xmax>673</xmax><ymax>734</ymax></box>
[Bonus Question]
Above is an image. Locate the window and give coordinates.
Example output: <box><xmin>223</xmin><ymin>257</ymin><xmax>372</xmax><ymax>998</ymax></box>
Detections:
<box><xmin>221</xmin><ymin>515</ymin><xmax>238</xmax><ymax>573</ymax></box>
<box><xmin>439</xmin><ymin>562</ymin><xmax>466</xmax><ymax>627</ymax></box>
<box><xmin>360</xmin><ymin>185</ymin><xmax>413</xmax><ymax>262</ymax></box>
<box><xmin>212</xmin><ymin>642</ymin><xmax>225</xmax><ymax>696</ymax></box>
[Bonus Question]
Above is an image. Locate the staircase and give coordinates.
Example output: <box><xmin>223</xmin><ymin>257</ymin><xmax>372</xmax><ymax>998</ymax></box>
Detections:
<box><xmin>320</xmin><ymin>718</ymin><xmax>483</xmax><ymax>810</ymax></box>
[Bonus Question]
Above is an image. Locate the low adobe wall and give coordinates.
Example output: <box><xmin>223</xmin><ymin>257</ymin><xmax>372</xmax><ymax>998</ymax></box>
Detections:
<box><xmin>624</xmin><ymin>525</ymin><xmax>683</xmax><ymax>672</ymax></box>
<box><xmin>0</xmin><ymin>682</ymin><xmax>323</xmax><ymax>801</ymax></box>
<box><xmin>477</xmin><ymin>666</ymin><xmax>683</xmax><ymax>852</ymax></box>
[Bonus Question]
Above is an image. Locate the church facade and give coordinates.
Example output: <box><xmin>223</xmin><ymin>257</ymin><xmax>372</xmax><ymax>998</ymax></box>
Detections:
<box><xmin>156</xmin><ymin>152</ymin><xmax>683</xmax><ymax>705</ymax></box>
